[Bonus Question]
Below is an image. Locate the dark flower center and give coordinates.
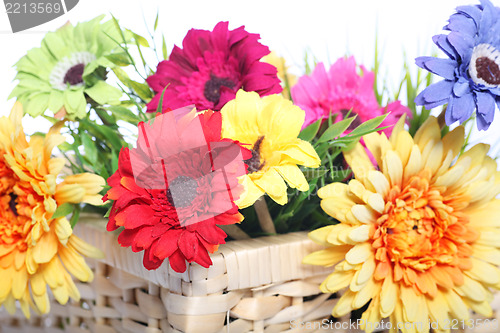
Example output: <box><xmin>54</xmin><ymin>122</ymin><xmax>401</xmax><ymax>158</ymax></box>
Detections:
<box><xmin>475</xmin><ymin>57</ymin><xmax>500</xmax><ymax>86</ymax></box>
<box><xmin>166</xmin><ymin>175</ymin><xmax>199</xmax><ymax>208</ymax></box>
<box><xmin>204</xmin><ymin>74</ymin><xmax>235</xmax><ymax>104</ymax></box>
<box><xmin>340</xmin><ymin>109</ymin><xmax>362</xmax><ymax>130</ymax></box>
<box><xmin>63</xmin><ymin>63</ymin><xmax>85</xmax><ymax>86</ymax></box>
<box><xmin>9</xmin><ymin>193</ymin><xmax>17</xmax><ymax>216</ymax></box>
<box><xmin>244</xmin><ymin>136</ymin><xmax>265</xmax><ymax>173</ymax></box>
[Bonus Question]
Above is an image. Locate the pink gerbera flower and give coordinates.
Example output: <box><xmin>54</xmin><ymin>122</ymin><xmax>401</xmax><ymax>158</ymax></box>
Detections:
<box><xmin>146</xmin><ymin>21</ymin><xmax>282</xmax><ymax>112</ymax></box>
<box><xmin>291</xmin><ymin>56</ymin><xmax>410</xmax><ymax>135</ymax></box>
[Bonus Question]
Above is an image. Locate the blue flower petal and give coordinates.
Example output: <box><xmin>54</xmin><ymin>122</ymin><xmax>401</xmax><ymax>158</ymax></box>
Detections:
<box><xmin>422</xmin><ymin>80</ymin><xmax>454</xmax><ymax>103</ymax></box>
<box><xmin>456</xmin><ymin>4</ymin><xmax>482</xmax><ymax>24</ymax></box>
<box><xmin>415</xmin><ymin>91</ymin><xmax>448</xmax><ymax>109</ymax></box>
<box><xmin>453</xmin><ymin>79</ymin><xmax>471</xmax><ymax>97</ymax></box>
<box><xmin>422</xmin><ymin>58</ymin><xmax>458</xmax><ymax>80</ymax></box>
<box><xmin>479</xmin><ymin>1</ymin><xmax>495</xmax><ymax>37</ymax></box>
<box><xmin>476</xmin><ymin>91</ymin><xmax>496</xmax><ymax>125</ymax></box>
<box><xmin>446</xmin><ymin>13</ymin><xmax>477</xmax><ymax>37</ymax></box>
<box><xmin>447</xmin><ymin>32</ymin><xmax>474</xmax><ymax>61</ymax></box>
<box><xmin>447</xmin><ymin>92</ymin><xmax>475</xmax><ymax>125</ymax></box>
<box><xmin>432</xmin><ymin>34</ymin><xmax>458</xmax><ymax>60</ymax></box>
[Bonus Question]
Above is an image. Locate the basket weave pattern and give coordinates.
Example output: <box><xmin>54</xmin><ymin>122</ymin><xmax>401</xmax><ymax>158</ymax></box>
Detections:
<box><xmin>0</xmin><ymin>216</ymin><xmax>497</xmax><ymax>333</ymax></box>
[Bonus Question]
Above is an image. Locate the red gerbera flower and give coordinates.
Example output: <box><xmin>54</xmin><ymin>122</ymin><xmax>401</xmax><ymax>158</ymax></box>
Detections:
<box><xmin>104</xmin><ymin>108</ymin><xmax>249</xmax><ymax>272</ymax></box>
<box><xmin>146</xmin><ymin>21</ymin><xmax>282</xmax><ymax>112</ymax></box>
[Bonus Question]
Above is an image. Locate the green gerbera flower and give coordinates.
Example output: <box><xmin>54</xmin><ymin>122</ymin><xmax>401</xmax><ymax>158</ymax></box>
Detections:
<box><xmin>9</xmin><ymin>15</ymin><xmax>128</xmax><ymax>120</ymax></box>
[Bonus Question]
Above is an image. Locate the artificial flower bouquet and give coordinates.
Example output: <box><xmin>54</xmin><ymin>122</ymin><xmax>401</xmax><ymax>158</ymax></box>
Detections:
<box><xmin>2</xmin><ymin>0</ymin><xmax>500</xmax><ymax>332</ymax></box>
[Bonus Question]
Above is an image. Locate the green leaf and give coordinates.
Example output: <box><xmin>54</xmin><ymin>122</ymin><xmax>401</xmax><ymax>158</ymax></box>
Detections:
<box><xmin>85</xmin><ymin>81</ymin><xmax>123</xmax><ymax>105</ymax></box>
<box><xmin>113</xmin><ymin>67</ymin><xmax>132</xmax><ymax>87</ymax></box>
<box><xmin>52</xmin><ymin>203</ymin><xmax>74</xmax><ymax>219</ymax></box>
<box><xmin>81</xmin><ymin>133</ymin><xmax>98</xmax><ymax>165</ymax></box>
<box><xmin>69</xmin><ymin>205</ymin><xmax>81</xmax><ymax>228</ymax></box>
<box><xmin>129</xmin><ymin>80</ymin><xmax>153</xmax><ymax>101</ymax></box>
<box><xmin>133</xmin><ymin>32</ymin><xmax>149</xmax><ymax>47</ymax></box>
<box><xmin>317</xmin><ymin>116</ymin><xmax>355</xmax><ymax>143</ymax></box>
<box><xmin>111</xmin><ymin>149</ymin><xmax>119</xmax><ymax>173</ymax></box>
<box><xmin>298</xmin><ymin>119</ymin><xmax>322</xmax><ymax>142</ymax></box>
<box><xmin>162</xmin><ymin>34</ymin><xmax>168</xmax><ymax>60</ymax></box>
<box><xmin>156</xmin><ymin>85</ymin><xmax>169</xmax><ymax>113</ymax></box>
<box><xmin>347</xmin><ymin>114</ymin><xmax>387</xmax><ymax>138</ymax></box>
<box><xmin>135</xmin><ymin>40</ymin><xmax>148</xmax><ymax>68</ymax></box>
<box><xmin>105</xmin><ymin>53</ymin><xmax>131</xmax><ymax>66</ymax></box>
<box><xmin>154</xmin><ymin>12</ymin><xmax>159</xmax><ymax>31</ymax></box>
<box><xmin>106</xmin><ymin>105</ymin><xmax>140</xmax><ymax>124</ymax></box>
<box><xmin>81</xmin><ymin>119</ymin><xmax>123</xmax><ymax>151</ymax></box>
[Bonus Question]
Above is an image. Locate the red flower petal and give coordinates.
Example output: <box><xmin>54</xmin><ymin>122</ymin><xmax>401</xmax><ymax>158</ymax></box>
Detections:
<box><xmin>153</xmin><ymin>229</ymin><xmax>183</xmax><ymax>260</ymax></box>
<box><xmin>169</xmin><ymin>249</ymin><xmax>187</xmax><ymax>273</ymax></box>
<box><xmin>178</xmin><ymin>230</ymin><xmax>199</xmax><ymax>261</ymax></box>
<box><xmin>114</xmin><ymin>204</ymin><xmax>156</xmax><ymax>229</ymax></box>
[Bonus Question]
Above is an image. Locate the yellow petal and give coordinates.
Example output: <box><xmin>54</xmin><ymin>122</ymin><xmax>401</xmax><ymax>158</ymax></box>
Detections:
<box><xmin>344</xmin><ymin>143</ymin><xmax>375</xmax><ymax>179</ymax></box>
<box><xmin>366</xmin><ymin>170</ymin><xmax>390</xmax><ymax>198</ymax></box>
<box><xmin>31</xmin><ymin>230</ymin><xmax>58</xmax><ymax>264</ymax></box>
<box><xmin>364</xmin><ymin>131</ymin><xmax>391</xmax><ymax>167</ymax></box>
<box><xmin>55</xmin><ymin>217</ymin><xmax>73</xmax><ymax>245</ymax></box>
<box><xmin>68</xmin><ymin>235</ymin><xmax>104</xmax><ymax>259</ymax></box>
<box><xmin>353</xmin><ymin>278</ymin><xmax>380</xmax><ymax>309</ymax></box>
<box><xmin>464</xmin><ymin>258</ymin><xmax>500</xmax><ymax>285</ymax></box>
<box><xmin>345</xmin><ymin>242</ymin><xmax>373</xmax><ymax>265</ymax></box>
<box><xmin>11</xmin><ymin>267</ymin><xmax>28</xmax><ymax>299</ymax></box>
<box><xmin>380</xmin><ymin>273</ymin><xmax>398</xmax><ymax>318</ymax></box>
<box><xmin>413</xmin><ymin>116</ymin><xmax>440</xmax><ymax>152</ymax></box>
<box><xmin>307</xmin><ymin>225</ymin><xmax>336</xmax><ymax>246</ymax></box>
<box><xmin>383</xmin><ymin>150</ymin><xmax>403</xmax><ymax>188</ymax></box>
<box><xmin>332</xmin><ymin>289</ymin><xmax>356</xmax><ymax>317</ymax></box>
<box><xmin>403</xmin><ymin>145</ymin><xmax>423</xmax><ymax>182</ymax></box>
<box><xmin>274</xmin><ymin>164</ymin><xmax>308</xmax><ymax>191</ymax></box>
<box><xmin>302</xmin><ymin>245</ymin><xmax>351</xmax><ymax>267</ymax></box>
<box><xmin>54</xmin><ymin>183</ymin><xmax>85</xmax><ymax>205</ymax></box>
<box><xmin>443</xmin><ymin>290</ymin><xmax>469</xmax><ymax>320</ymax></box>
<box><xmin>280</xmin><ymin>140</ymin><xmax>321</xmax><ymax>168</ymax></box>
<box><xmin>253</xmin><ymin>168</ymin><xmax>288</xmax><ymax>205</ymax></box>
<box><xmin>348</xmin><ymin>224</ymin><xmax>371</xmax><ymax>242</ymax></box>
<box><xmin>455</xmin><ymin>275</ymin><xmax>487</xmax><ymax>302</ymax></box>
<box><xmin>394</xmin><ymin>130</ymin><xmax>414</xmax><ymax>168</ymax></box>
<box><xmin>235</xmin><ymin>175</ymin><xmax>265</xmax><ymax>209</ymax></box>
<box><xmin>442</xmin><ymin>126</ymin><xmax>464</xmax><ymax>159</ymax></box>
<box><xmin>58</xmin><ymin>246</ymin><xmax>94</xmax><ymax>282</ymax></box>
<box><xmin>426</xmin><ymin>291</ymin><xmax>450</xmax><ymax>330</ymax></box>
<box><xmin>320</xmin><ymin>270</ymin><xmax>355</xmax><ymax>294</ymax></box>
<box><xmin>422</xmin><ymin>140</ymin><xmax>443</xmax><ymax>175</ymax></box>
<box><xmin>0</xmin><ymin>267</ymin><xmax>13</xmax><ymax>299</ymax></box>
<box><xmin>351</xmin><ymin>204</ymin><xmax>377</xmax><ymax>224</ymax></box>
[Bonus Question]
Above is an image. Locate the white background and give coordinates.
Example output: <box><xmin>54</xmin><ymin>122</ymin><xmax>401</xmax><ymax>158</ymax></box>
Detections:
<box><xmin>1</xmin><ymin>0</ymin><xmax>499</xmax><ymax>153</ymax></box>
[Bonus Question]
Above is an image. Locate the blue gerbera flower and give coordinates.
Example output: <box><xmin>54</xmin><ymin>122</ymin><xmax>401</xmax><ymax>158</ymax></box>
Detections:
<box><xmin>415</xmin><ymin>0</ymin><xmax>500</xmax><ymax>130</ymax></box>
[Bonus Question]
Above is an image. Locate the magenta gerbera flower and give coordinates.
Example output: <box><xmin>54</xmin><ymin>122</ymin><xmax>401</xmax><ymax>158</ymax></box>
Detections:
<box><xmin>146</xmin><ymin>22</ymin><xmax>282</xmax><ymax>112</ymax></box>
<box><xmin>291</xmin><ymin>56</ymin><xmax>411</xmax><ymax>135</ymax></box>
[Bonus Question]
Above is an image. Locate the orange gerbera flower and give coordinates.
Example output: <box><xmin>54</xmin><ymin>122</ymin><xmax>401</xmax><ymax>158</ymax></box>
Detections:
<box><xmin>304</xmin><ymin>116</ymin><xmax>500</xmax><ymax>332</ymax></box>
<box><xmin>0</xmin><ymin>103</ymin><xmax>104</xmax><ymax>317</ymax></box>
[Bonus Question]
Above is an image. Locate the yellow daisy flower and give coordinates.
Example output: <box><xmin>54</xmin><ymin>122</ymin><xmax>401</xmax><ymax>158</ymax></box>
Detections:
<box><xmin>0</xmin><ymin>103</ymin><xmax>104</xmax><ymax>317</ymax></box>
<box><xmin>304</xmin><ymin>116</ymin><xmax>500</xmax><ymax>333</ymax></box>
<box><xmin>221</xmin><ymin>90</ymin><xmax>320</xmax><ymax>208</ymax></box>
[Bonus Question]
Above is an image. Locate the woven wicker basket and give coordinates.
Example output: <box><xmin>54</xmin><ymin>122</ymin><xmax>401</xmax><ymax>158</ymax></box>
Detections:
<box><xmin>0</xmin><ymin>215</ymin><xmax>497</xmax><ymax>333</ymax></box>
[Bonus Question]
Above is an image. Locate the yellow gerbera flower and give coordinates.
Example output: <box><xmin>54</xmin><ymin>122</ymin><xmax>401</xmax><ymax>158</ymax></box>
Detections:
<box><xmin>221</xmin><ymin>90</ymin><xmax>320</xmax><ymax>208</ymax></box>
<box><xmin>304</xmin><ymin>116</ymin><xmax>500</xmax><ymax>333</ymax></box>
<box><xmin>0</xmin><ymin>102</ymin><xmax>104</xmax><ymax>317</ymax></box>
